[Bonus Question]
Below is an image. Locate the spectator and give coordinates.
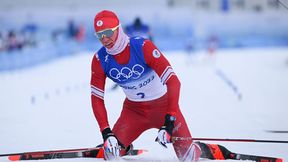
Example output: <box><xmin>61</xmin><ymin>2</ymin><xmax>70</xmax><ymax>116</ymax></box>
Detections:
<box><xmin>7</xmin><ymin>30</ymin><xmax>23</xmax><ymax>51</ymax></box>
<box><xmin>75</xmin><ymin>24</ymin><xmax>86</xmax><ymax>42</ymax></box>
<box><xmin>207</xmin><ymin>34</ymin><xmax>219</xmax><ymax>55</ymax></box>
<box><xmin>22</xmin><ymin>21</ymin><xmax>38</xmax><ymax>47</ymax></box>
<box><xmin>67</xmin><ymin>19</ymin><xmax>78</xmax><ymax>39</ymax></box>
<box><xmin>125</xmin><ymin>17</ymin><xmax>153</xmax><ymax>41</ymax></box>
<box><xmin>0</xmin><ymin>32</ymin><xmax>5</xmax><ymax>52</ymax></box>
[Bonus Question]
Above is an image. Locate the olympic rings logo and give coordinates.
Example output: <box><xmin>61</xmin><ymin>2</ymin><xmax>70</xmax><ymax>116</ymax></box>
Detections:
<box><xmin>109</xmin><ymin>64</ymin><xmax>145</xmax><ymax>81</ymax></box>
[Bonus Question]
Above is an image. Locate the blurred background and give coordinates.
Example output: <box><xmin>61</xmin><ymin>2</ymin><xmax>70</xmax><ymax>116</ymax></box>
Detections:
<box><xmin>0</xmin><ymin>0</ymin><xmax>287</xmax><ymax>71</ymax></box>
<box><xmin>1</xmin><ymin>1</ymin><xmax>288</xmax><ymax>160</ymax></box>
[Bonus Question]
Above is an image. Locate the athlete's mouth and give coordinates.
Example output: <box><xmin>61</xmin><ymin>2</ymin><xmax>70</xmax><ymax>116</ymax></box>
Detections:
<box><xmin>105</xmin><ymin>42</ymin><xmax>113</xmax><ymax>48</ymax></box>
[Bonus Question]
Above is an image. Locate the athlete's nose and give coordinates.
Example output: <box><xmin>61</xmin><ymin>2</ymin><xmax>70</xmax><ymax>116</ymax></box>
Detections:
<box><xmin>101</xmin><ymin>36</ymin><xmax>109</xmax><ymax>42</ymax></box>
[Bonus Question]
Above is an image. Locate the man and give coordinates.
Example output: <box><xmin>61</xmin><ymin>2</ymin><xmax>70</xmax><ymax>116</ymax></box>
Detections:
<box><xmin>90</xmin><ymin>10</ymin><xmax>201</xmax><ymax>161</ymax></box>
<box><xmin>125</xmin><ymin>17</ymin><xmax>153</xmax><ymax>41</ymax></box>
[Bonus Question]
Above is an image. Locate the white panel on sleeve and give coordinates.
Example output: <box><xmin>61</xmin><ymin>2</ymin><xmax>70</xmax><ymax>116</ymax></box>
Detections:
<box><xmin>91</xmin><ymin>85</ymin><xmax>104</xmax><ymax>100</ymax></box>
<box><xmin>160</xmin><ymin>66</ymin><xmax>176</xmax><ymax>84</ymax></box>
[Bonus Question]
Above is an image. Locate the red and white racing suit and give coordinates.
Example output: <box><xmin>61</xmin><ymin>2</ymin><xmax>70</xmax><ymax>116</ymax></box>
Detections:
<box><xmin>90</xmin><ymin>38</ymin><xmax>200</xmax><ymax>160</ymax></box>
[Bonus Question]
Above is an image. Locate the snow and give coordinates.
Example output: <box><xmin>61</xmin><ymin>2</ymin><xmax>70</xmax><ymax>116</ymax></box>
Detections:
<box><xmin>0</xmin><ymin>47</ymin><xmax>288</xmax><ymax>161</ymax></box>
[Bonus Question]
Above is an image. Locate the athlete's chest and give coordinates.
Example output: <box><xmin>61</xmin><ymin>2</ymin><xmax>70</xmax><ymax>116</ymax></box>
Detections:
<box><xmin>113</xmin><ymin>46</ymin><xmax>130</xmax><ymax>65</ymax></box>
<box><xmin>104</xmin><ymin>50</ymin><xmax>150</xmax><ymax>84</ymax></box>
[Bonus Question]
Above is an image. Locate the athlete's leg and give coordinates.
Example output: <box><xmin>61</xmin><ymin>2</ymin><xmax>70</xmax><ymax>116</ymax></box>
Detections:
<box><xmin>112</xmin><ymin>98</ymin><xmax>151</xmax><ymax>148</ymax></box>
<box><xmin>172</xmin><ymin>109</ymin><xmax>201</xmax><ymax>161</ymax></box>
<box><xmin>142</xmin><ymin>94</ymin><xmax>201</xmax><ymax>161</ymax></box>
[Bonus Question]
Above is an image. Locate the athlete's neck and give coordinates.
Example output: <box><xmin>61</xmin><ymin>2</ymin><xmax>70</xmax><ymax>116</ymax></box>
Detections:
<box><xmin>106</xmin><ymin>25</ymin><xmax>129</xmax><ymax>55</ymax></box>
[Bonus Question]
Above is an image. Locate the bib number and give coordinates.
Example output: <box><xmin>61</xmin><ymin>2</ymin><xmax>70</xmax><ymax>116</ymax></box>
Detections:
<box><xmin>136</xmin><ymin>92</ymin><xmax>145</xmax><ymax>98</ymax></box>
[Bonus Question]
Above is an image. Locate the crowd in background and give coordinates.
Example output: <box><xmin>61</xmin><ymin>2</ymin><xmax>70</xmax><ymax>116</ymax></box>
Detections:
<box><xmin>0</xmin><ymin>16</ymin><xmax>154</xmax><ymax>71</ymax></box>
<box><xmin>0</xmin><ymin>19</ymin><xmax>86</xmax><ymax>54</ymax></box>
<box><xmin>0</xmin><ymin>16</ymin><xmax>153</xmax><ymax>54</ymax></box>
<box><xmin>0</xmin><ymin>27</ymin><xmax>37</xmax><ymax>53</ymax></box>
<box><xmin>51</xmin><ymin>19</ymin><xmax>86</xmax><ymax>44</ymax></box>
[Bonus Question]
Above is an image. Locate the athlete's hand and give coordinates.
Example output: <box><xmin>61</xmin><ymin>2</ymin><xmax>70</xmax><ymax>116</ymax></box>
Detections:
<box><xmin>102</xmin><ymin>128</ymin><xmax>123</xmax><ymax>160</ymax></box>
<box><xmin>155</xmin><ymin>114</ymin><xmax>176</xmax><ymax>148</ymax></box>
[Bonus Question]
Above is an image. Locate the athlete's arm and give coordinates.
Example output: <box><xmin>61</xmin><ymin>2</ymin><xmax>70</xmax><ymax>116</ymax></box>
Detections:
<box><xmin>142</xmin><ymin>40</ymin><xmax>180</xmax><ymax>116</ymax></box>
<box><xmin>90</xmin><ymin>54</ymin><xmax>110</xmax><ymax>131</ymax></box>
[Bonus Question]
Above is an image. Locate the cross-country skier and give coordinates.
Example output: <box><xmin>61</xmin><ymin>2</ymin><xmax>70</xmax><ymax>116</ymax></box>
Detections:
<box><xmin>90</xmin><ymin>10</ymin><xmax>201</xmax><ymax>161</ymax></box>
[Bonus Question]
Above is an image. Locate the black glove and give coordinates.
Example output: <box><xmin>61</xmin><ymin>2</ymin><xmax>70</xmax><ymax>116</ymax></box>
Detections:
<box><xmin>101</xmin><ymin>128</ymin><xmax>124</xmax><ymax>160</ymax></box>
<box><xmin>155</xmin><ymin>114</ymin><xmax>176</xmax><ymax>148</ymax></box>
<box><xmin>102</xmin><ymin>128</ymin><xmax>115</xmax><ymax>141</ymax></box>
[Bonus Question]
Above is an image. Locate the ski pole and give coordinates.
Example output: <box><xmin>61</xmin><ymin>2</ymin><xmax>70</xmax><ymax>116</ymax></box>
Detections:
<box><xmin>172</xmin><ymin>137</ymin><xmax>288</xmax><ymax>144</ymax></box>
<box><xmin>0</xmin><ymin>147</ymin><xmax>94</xmax><ymax>157</ymax></box>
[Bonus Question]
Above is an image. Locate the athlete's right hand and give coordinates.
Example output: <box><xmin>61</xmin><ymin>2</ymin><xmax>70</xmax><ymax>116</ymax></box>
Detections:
<box><xmin>102</xmin><ymin>127</ymin><xmax>123</xmax><ymax>160</ymax></box>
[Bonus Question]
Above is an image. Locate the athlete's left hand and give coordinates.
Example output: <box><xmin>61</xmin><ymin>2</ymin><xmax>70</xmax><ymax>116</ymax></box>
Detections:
<box><xmin>155</xmin><ymin>114</ymin><xmax>176</xmax><ymax>148</ymax></box>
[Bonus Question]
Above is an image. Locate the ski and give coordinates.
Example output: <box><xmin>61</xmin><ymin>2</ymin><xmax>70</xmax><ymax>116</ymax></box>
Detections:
<box><xmin>5</xmin><ymin>147</ymin><xmax>147</xmax><ymax>161</ymax></box>
<box><xmin>229</xmin><ymin>152</ymin><xmax>282</xmax><ymax>162</ymax></box>
<box><xmin>197</xmin><ymin>142</ymin><xmax>283</xmax><ymax>162</ymax></box>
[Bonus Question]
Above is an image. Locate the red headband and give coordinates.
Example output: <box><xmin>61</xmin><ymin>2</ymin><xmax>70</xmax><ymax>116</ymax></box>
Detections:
<box><xmin>94</xmin><ymin>10</ymin><xmax>119</xmax><ymax>32</ymax></box>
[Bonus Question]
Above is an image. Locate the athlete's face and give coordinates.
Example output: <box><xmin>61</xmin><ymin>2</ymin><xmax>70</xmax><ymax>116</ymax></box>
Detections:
<box><xmin>99</xmin><ymin>28</ymin><xmax>119</xmax><ymax>49</ymax></box>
